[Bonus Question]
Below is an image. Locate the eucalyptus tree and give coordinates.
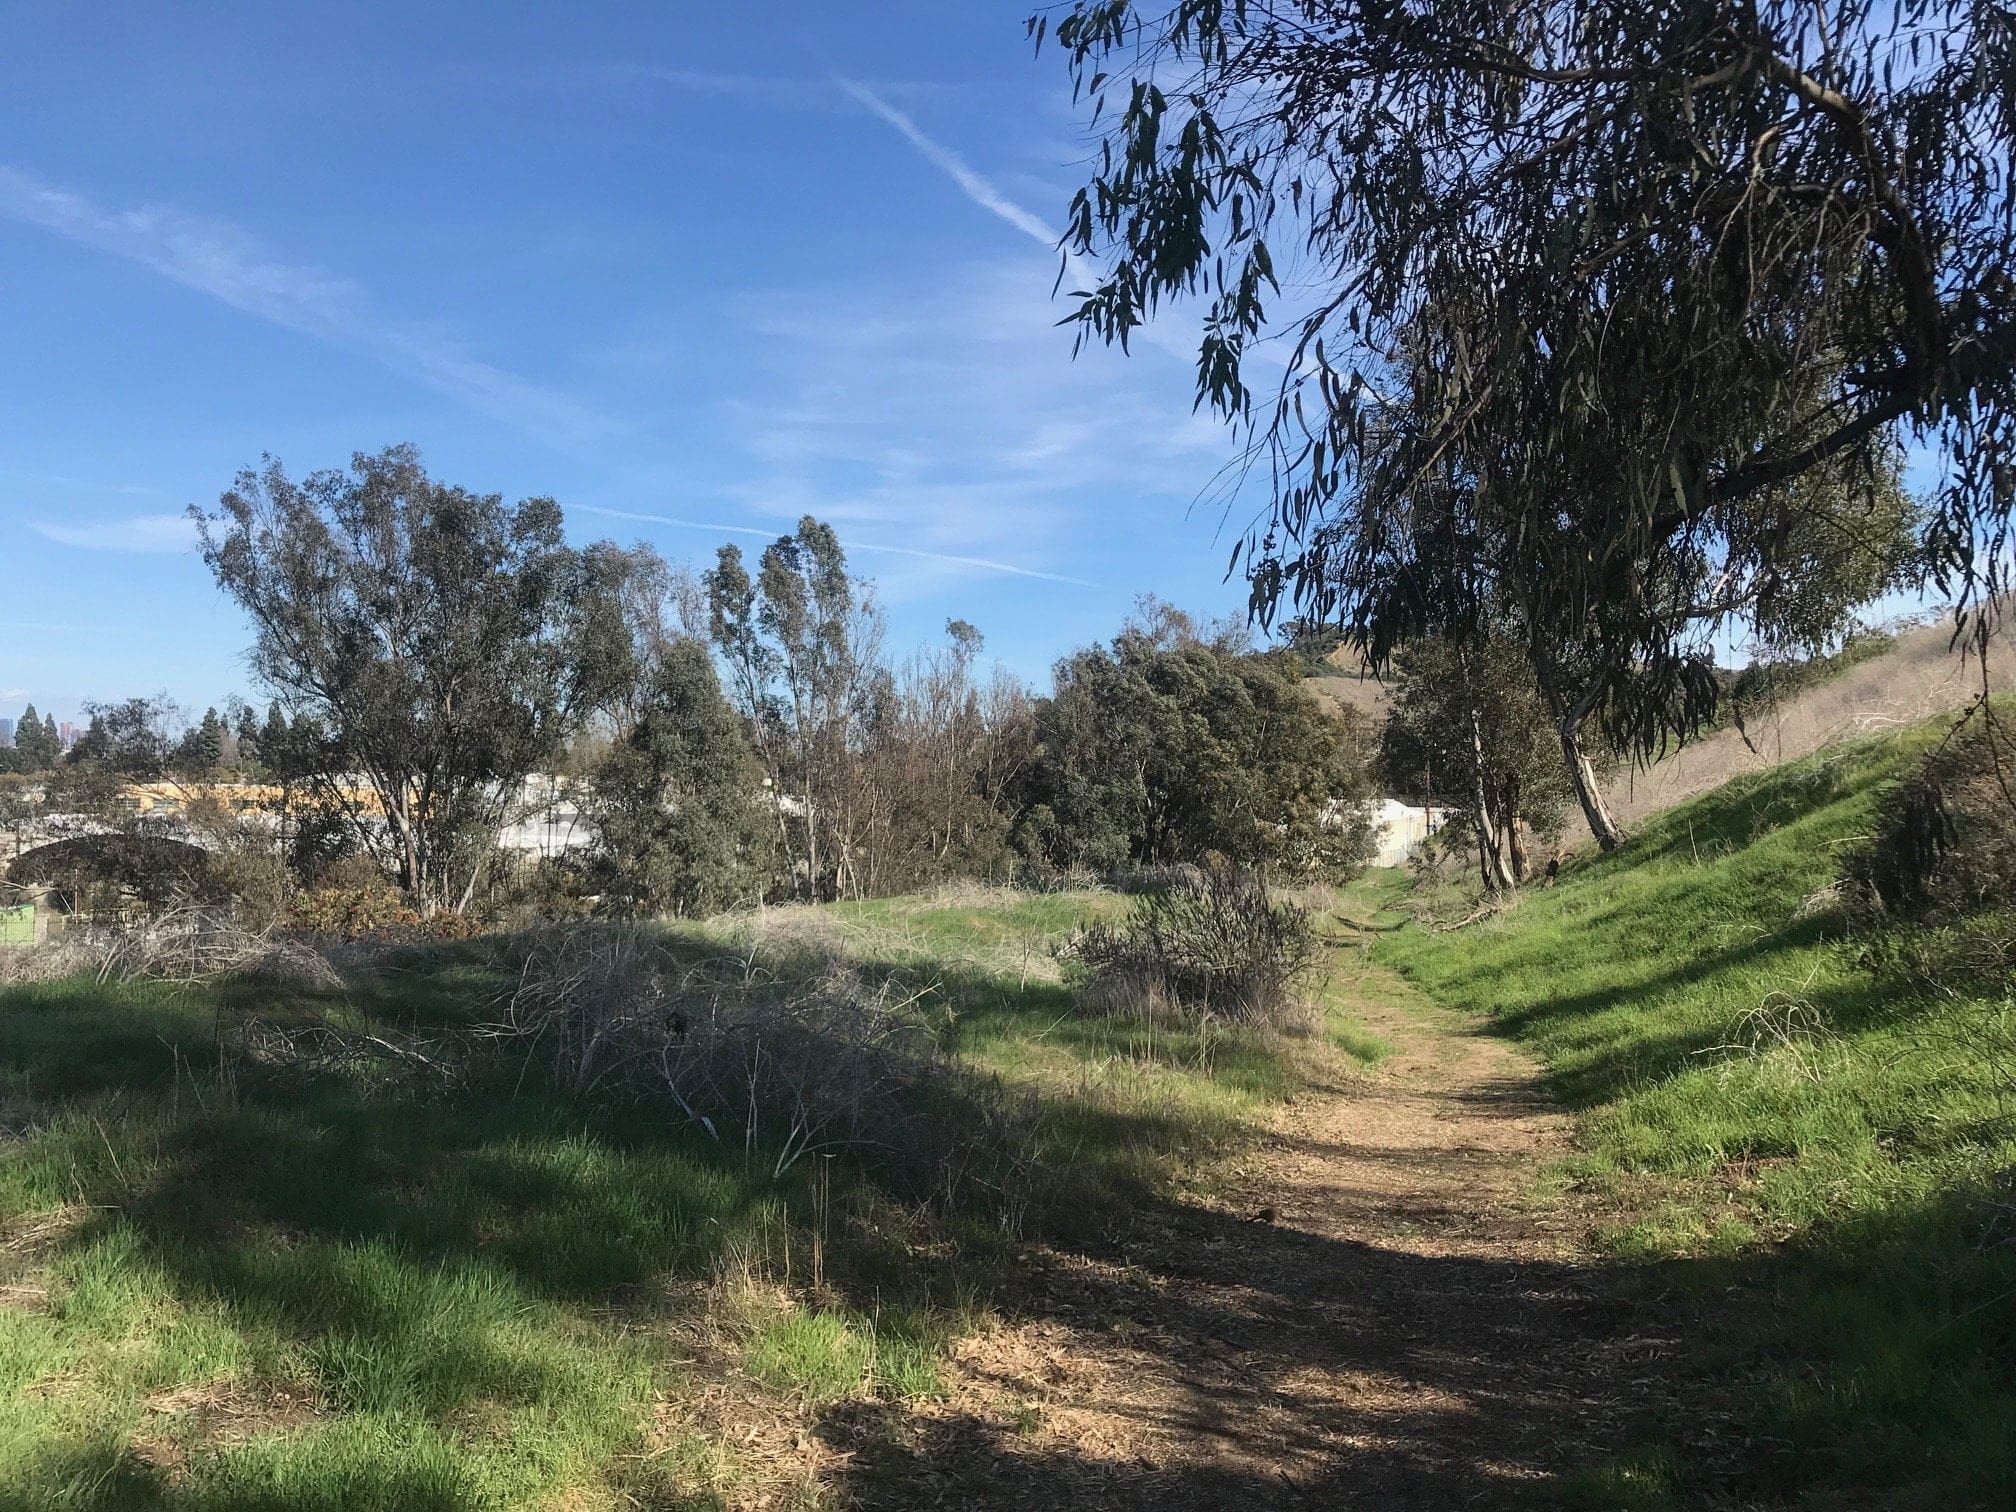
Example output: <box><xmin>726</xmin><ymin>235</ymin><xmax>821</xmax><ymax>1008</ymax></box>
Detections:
<box><xmin>1035</xmin><ymin>0</ymin><xmax>2014</xmax><ymax>841</ymax></box>
<box><xmin>705</xmin><ymin>517</ymin><xmax>883</xmax><ymax>900</ymax></box>
<box><xmin>1381</xmin><ymin>637</ymin><xmax>1574</xmax><ymax>890</ymax></box>
<box><xmin>193</xmin><ymin>445</ymin><xmax>635</xmax><ymax>912</ymax></box>
<box><xmin>586</xmin><ymin>636</ymin><xmax>768</xmax><ymax>917</ymax></box>
<box><xmin>67</xmin><ymin>696</ymin><xmax>177</xmax><ymax>778</ymax></box>
<box><xmin>589</xmin><ymin>540</ymin><xmax>708</xmax><ymax>741</ymax></box>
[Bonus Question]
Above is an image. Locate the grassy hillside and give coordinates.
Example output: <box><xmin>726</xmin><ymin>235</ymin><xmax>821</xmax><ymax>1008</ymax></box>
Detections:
<box><xmin>1364</xmin><ymin>728</ymin><xmax>2016</xmax><ymax>1506</ymax></box>
<box><xmin>0</xmin><ymin>889</ymin><xmax>1373</xmax><ymax>1510</ymax></box>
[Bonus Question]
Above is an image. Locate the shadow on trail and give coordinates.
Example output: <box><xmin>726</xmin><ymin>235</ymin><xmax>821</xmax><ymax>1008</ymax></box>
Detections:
<box><xmin>811</xmin><ymin>1042</ymin><xmax>1662</xmax><ymax>1512</ymax></box>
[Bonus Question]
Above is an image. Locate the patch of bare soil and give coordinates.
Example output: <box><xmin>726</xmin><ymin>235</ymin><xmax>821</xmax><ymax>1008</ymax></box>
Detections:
<box><xmin>126</xmin><ymin>1379</ymin><xmax>322</xmax><ymax>1481</ymax></box>
<box><xmin>822</xmin><ymin>941</ymin><xmax>1665</xmax><ymax>1509</ymax></box>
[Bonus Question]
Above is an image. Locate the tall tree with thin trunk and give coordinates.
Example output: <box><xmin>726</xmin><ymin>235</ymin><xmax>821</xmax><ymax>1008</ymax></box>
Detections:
<box><xmin>1383</xmin><ymin>637</ymin><xmax>1573</xmax><ymax>888</ymax></box>
<box><xmin>706</xmin><ymin>517</ymin><xmax>883</xmax><ymax>901</ymax></box>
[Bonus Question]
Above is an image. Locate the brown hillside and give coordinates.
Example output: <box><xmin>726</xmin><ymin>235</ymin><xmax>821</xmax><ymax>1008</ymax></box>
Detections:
<box><xmin>1586</xmin><ymin>617</ymin><xmax>2016</xmax><ymax>844</ymax></box>
<box><xmin>1302</xmin><ymin>652</ymin><xmax>1391</xmax><ymax>723</ymax></box>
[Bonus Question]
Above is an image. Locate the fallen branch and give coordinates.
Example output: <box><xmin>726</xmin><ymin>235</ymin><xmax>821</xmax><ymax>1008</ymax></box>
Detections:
<box><xmin>1434</xmin><ymin>901</ymin><xmax>1507</xmax><ymax>932</ymax></box>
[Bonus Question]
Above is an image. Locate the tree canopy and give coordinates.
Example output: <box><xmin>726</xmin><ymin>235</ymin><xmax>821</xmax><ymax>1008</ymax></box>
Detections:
<box><xmin>193</xmin><ymin>445</ymin><xmax>636</xmax><ymax>911</ymax></box>
<box><xmin>1012</xmin><ymin>610</ymin><xmax>1374</xmax><ymax>878</ymax></box>
<box><xmin>1381</xmin><ymin>637</ymin><xmax>1574</xmax><ymax>889</ymax></box>
<box><xmin>11</xmin><ymin>705</ymin><xmax>57</xmax><ymax>771</ymax></box>
<box><xmin>1036</xmin><ymin>0</ymin><xmax>2013</xmax><ymax>755</ymax></box>
<box><xmin>586</xmin><ymin>637</ymin><xmax>768</xmax><ymax>917</ymax></box>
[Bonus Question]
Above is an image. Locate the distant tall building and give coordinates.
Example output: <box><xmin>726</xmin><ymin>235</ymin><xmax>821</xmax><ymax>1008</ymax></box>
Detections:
<box><xmin>58</xmin><ymin>721</ymin><xmax>80</xmax><ymax>750</ymax></box>
<box><xmin>0</xmin><ymin>717</ymin><xmax>13</xmax><ymax>748</ymax></box>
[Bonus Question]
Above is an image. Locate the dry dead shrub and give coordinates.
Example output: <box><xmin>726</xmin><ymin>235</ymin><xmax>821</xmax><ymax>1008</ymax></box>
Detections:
<box><xmin>1063</xmin><ymin>867</ymin><xmax>1320</xmax><ymax>1034</ymax></box>
<box><xmin>0</xmin><ymin>908</ymin><xmax>339</xmax><ymax>992</ymax></box>
<box><xmin>1106</xmin><ymin>862</ymin><xmax>1207</xmax><ymax>896</ymax></box>
<box><xmin>923</xmin><ymin>879</ymin><xmax>1025</xmax><ymax>910</ymax></box>
<box><xmin>497</xmin><ymin>924</ymin><xmax>1021</xmax><ymax>1203</ymax></box>
<box><xmin>0</xmin><ymin>934</ymin><xmax>95</xmax><ymax>985</ymax></box>
<box><xmin>74</xmin><ymin>908</ymin><xmax>342</xmax><ymax>991</ymax></box>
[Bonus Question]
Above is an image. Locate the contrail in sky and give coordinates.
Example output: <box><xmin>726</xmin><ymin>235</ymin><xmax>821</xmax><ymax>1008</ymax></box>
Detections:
<box><xmin>832</xmin><ymin>77</ymin><xmax>1059</xmax><ymax>247</ymax></box>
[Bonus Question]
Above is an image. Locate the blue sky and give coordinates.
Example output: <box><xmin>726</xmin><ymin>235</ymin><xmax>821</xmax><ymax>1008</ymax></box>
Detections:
<box><xmin>0</xmin><ymin>2</ymin><xmax>1256</xmax><ymax>725</ymax></box>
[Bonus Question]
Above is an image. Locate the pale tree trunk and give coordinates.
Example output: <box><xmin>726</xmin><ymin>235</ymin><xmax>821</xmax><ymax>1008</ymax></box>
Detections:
<box><xmin>385</xmin><ymin>788</ymin><xmax>424</xmax><ymax>899</ymax></box>
<box><xmin>1530</xmin><ymin>646</ymin><xmax>1625</xmax><ymax>853</ymax></box>
<box><xmin>455</xmin><ymin>862</ymin><xmax>483</xmax><ymax>917</ymax></box>
<box><xmin>1560</xmin><ymin>717</ymin><xmax>1624</xmax><ymax>852</ymax></box>
<box><xmin>1469</xmin><ymin>704</ymin><xmax>1516</xmax><ymax>893</ymax></box>
<box><xmin>1506</xmin><ymin>812</ymin><xmax>1531</xmax><ymax>883</ymax></box>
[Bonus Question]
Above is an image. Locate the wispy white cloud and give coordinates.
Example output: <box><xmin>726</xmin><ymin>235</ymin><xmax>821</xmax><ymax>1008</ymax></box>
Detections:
<box><xmin>572</xmin><ymin>502</ymin><xmax>1101</xmax><ymax>589</ymax></box>
<box><xmin>30</xmin><ymin>513</ymin><xmax>197</xmax><ymax>553</ymax></box>
<box><xmin>833</xmin><ymin>80</ymin><xmax>1229</xmax><ymax>375</ymax></box>
<box><xmin>600</xmin><ymin>64</ymin><xmax>959</xmax><ymax>113</ymax></box>
<box><xmin>0</xmin><ymin>165</ymin><xmax>610</xmax><ymax>445</ymax></box>
<box><xmin>0</xmin><ymin>468</ymin><xmax>159</xmax><ymax>498</ymax></box>
<box><xmin>613</xmin><ymin>64</ymin><xmax>822</xmax><ymax>110</ymax></box>
<box><xmin>669</xmin><ymin>254</ymin><xmax>1246</xmax><ymax>609</ymax></box>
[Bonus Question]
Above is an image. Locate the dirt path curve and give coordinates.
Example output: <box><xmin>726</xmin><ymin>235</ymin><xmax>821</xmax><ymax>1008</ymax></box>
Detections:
<box><xmin>831</xmin><ymin>926</ymin><xmax>1655</xmax><ymax>1508</ymax></box>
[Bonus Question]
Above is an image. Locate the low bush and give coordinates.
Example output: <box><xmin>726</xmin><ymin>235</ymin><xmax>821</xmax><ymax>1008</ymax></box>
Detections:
<box><xmin>1857</xmin><ymin>719</ymin><xmax>2016</xmax><ymax>920</ymax></box>
<box><xmin>1</xmin><ymin>907</ymin><xmax>340</xmax><ymax>991</ymax></box>
<box><xmin>1851</xmin><ymin>717</ymin><xmax>2016</xmax><ymax>993</ymax></box>
<box><xmin>1065</xmin><ymin>867</ymin><xmax>1319</xmax><ymax>1033</ymax></box>
<box><xmin>288</xmin><ymin>881</ymin><xmax>484</xmax><ymax>944</ymax></box>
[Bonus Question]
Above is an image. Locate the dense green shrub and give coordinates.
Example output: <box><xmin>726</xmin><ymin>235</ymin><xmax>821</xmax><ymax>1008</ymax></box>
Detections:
<box><xmin>1855</xmin><ymin>720</ymin><xmax>2016</xmax><ymax>922</ymax></box>
<box><xmin>584</xmin><ymin>638</ymin><xmax>769</xmax><ymax>918</ymax></box>
<box><xmin>1851</xmin><ymin>717</ymin><xmax>2016</xmax><ymax>993</ymax></box>
<box><xmin>1012</xmin><ymin>624</ymin><xmax>1375</xmax><ymax>881</ymax></box>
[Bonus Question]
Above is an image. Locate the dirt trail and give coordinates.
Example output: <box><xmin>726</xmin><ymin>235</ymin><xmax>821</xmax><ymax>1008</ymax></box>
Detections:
<box><xmin>830</xmin><ymin>933</ymin><xmax>1656</xmax><ymax>1508</ymax></box>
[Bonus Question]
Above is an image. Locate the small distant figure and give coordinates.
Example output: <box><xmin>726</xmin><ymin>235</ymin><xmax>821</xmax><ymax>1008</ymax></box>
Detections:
<box><xmin>1544</xmin><ymin>854</ymin><xmax>1561</xmax><ymax>888</ymax></box>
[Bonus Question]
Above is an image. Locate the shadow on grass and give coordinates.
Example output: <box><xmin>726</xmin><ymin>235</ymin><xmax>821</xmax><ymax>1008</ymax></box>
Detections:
<box><xmin>810</xmin><ymin>1154</ymin><xmax>2015</xmax><ymax>1511</ymax></box>
<box><xmin>0</xmin><ymin>931</ymin><xmax>1329</xmax><ymax>1509</ymax></box>
<box><xmin>1481</xmin><ymin>915</ymin><xmax>1919</xmax><ymax>1110</ymax></box>
<box><xmin>3</xmin><ymin>938</ymin><xmax>2011</xmax><ymax>1509</ymax></box>
<box><xmin>1583</xmin><ymin>740</ymin><xmax>1908</xmax><ymax>878</ymax></box>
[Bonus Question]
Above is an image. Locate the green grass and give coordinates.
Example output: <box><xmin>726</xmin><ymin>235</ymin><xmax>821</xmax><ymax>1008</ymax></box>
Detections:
<box><xmin>0</xmin><ymin>886</ymin><xmax>1375</xmax><ymax>1508</ymax></box>
<box><xmin>1360</xmin><ymin>725</ymin><xmax>2016</xmax><ymax>1507</ymax></box>
<box><xmin>687</xmin><ymin>888</ymin><xmax>1381</xmax><ymax>1220</ymax></box>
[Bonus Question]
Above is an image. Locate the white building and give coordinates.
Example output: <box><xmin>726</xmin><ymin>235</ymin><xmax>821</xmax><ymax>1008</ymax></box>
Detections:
<box><xmin>1345</xmin><ymin>797</ymin><xmax>1440</xmax><ymax>867</ymax></box>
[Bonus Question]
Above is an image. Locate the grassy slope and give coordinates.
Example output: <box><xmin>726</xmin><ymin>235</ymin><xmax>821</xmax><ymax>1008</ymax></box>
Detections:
<box><xmin>0</xmin><ymin>889</ymin><xmax>1372</xmax><ymax>1510</ymax></box>
<box><xmin>1364</xmin><ymin>729</ymin><xmax>2016</xmax><ymax>1506</ymax></box>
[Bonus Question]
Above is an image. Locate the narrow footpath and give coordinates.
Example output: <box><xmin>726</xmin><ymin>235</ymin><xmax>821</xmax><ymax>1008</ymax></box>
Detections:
<box><xmin>831</xmin><ymin>926</ymin><xmax>1665</xmax><ymax>1508</ymax></box>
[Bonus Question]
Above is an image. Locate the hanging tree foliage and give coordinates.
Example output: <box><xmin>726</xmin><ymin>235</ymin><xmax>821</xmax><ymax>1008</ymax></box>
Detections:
<box><xmin>1034</xmin><ymin>0</ymin><xmax>2015</xmax><ymax>763</ymax></box>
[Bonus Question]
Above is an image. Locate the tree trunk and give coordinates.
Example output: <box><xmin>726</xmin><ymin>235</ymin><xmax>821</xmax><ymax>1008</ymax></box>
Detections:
<box><xmin>1560</xmin><ymin>718</ymin><xmax>1624</xmax><ymax>852</ymax></box>
<box><xmin>1468</xmin><ymin>704</ymin><xmax>1516</xmax><ymax>893</ymax></box>
<box><xmin>386</xmin><ymin>791</ymin><xmax>423</xmax><ymax>898</ymax></box>
<box><xmin>1506</xmin><ymin>812</ymin><xmax>1531</xmax><ymax>883</ymax></box>
<box><xmin>1529</xmin><ymin>644</ymin><xmax>1625</xmax><ymax>853</ymax></box>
